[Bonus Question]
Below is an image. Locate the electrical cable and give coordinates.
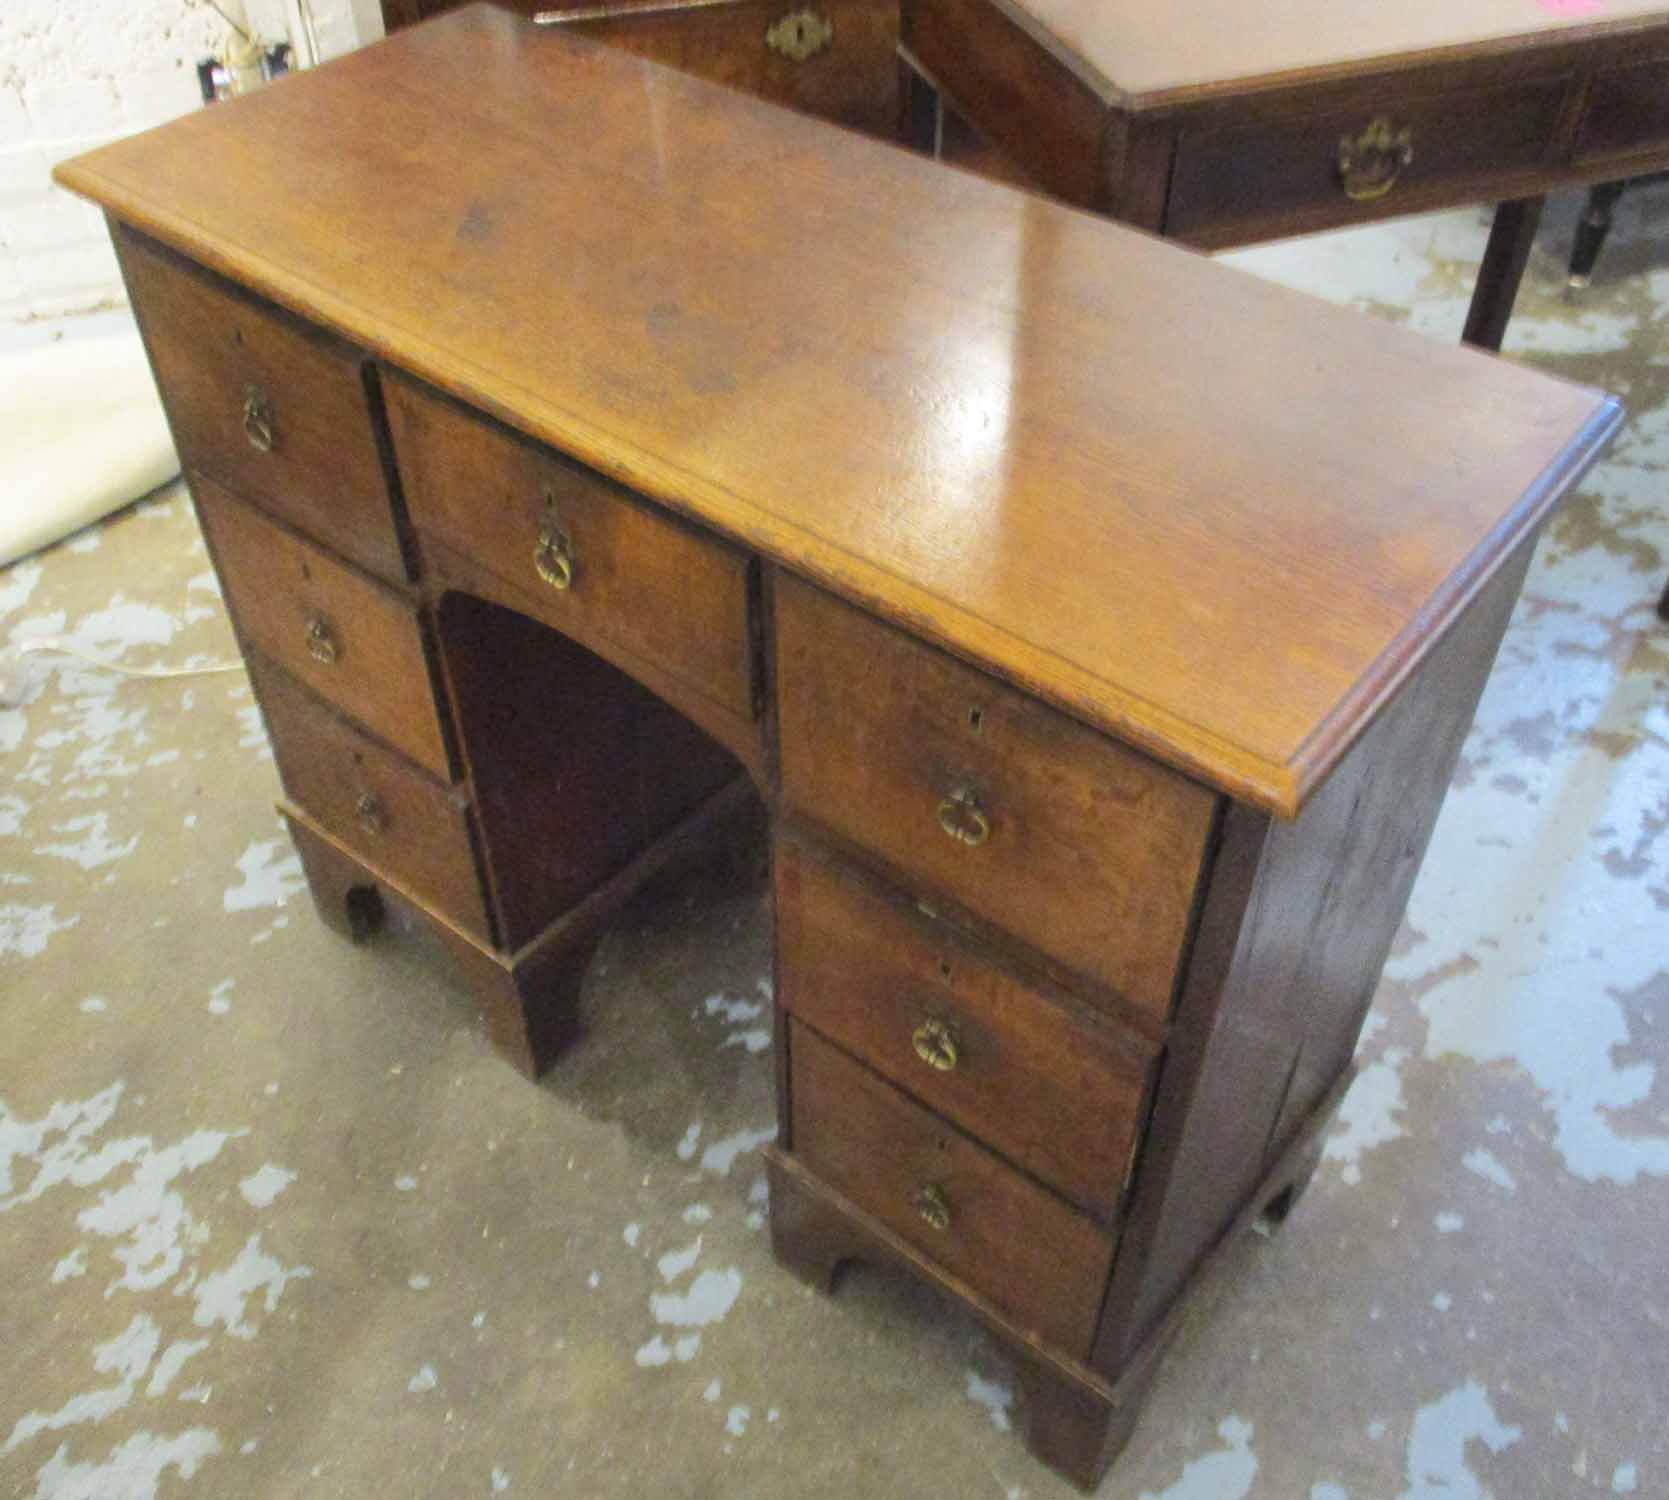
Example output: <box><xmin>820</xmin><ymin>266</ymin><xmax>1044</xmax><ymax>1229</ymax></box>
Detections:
<box><xmin>8</xmin><ymin>636</ymin><xmax>244</xmax><ymax>680</ymax></box>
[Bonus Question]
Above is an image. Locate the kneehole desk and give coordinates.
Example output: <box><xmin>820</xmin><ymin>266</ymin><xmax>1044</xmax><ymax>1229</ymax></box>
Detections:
<box><xmin>58</xmin><ymin>5</ymin><xmax>1620</xmax><ymax>1485</ymax></box>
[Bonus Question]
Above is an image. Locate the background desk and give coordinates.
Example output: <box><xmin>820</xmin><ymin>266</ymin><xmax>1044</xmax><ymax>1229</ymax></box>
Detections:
<box><xmin>59</xmin><ymin>7</ymin><xmax>1618</xmax><ymax>1486</ymax></box>
<box><xmin>898</xmin><ymin>0</ymin><xmax>1669</xmax><ymax>352</ymax></box>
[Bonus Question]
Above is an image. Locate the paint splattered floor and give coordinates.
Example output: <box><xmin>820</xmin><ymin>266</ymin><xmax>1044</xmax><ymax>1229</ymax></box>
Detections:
<box><xmin>3</xmin><ymin>186</ymin><xmax>1666</xmax><ymax>1499</ymax></box>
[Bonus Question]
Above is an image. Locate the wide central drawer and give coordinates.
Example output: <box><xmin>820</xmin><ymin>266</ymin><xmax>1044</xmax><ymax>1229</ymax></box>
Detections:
<box><xmin>385</xmin><ymin>372</ymin><xmax>758</xmax><ymax>722</ymax></box>
<box><xmin>789</xmin><ymin>1022</ymin><xmax>1114</xmax><ymax>1358</ymax></box>
<box><xmin>774</xmin><ymin>575</ymin><xmax>1218</xmax><ymax>1021</ymax></box>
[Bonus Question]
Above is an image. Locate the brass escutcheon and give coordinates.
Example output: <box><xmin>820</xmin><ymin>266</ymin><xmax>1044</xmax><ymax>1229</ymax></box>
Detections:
<box><xmin>936</xmin><ymin>784</ymin><xmax>990</xmax><ymax>847</ymax></box>
<box><xmin>912</xmin><ymin>1017</ymin><xmax>960</xmax><ymax>1072</ymax></box>
<box><xmin>242</xmin><ymin>383</ymin><xmax>274</xmax><ymax>452</ymax></box>
<box><xmin>1334</xmin><ymin>117</ymin><xmax>1414</xmax><ymax>202</ymax></box>
<box><xmin>913</xmin><ymin>1182</ymin><xmax>951</xmax><ymax>1232</ymax></box>
<box><xmin>765</xmin><ymin>8</ymin><xmax>832</xmax><ymax>62</ymax></box>
<box><xmin>354</xmin><ymin>791</ymin><xmax>387</xmax><ymax>834</ymax></box>
<box><xmin>304</xmin><ymin>614</ymin><xmax>339</xmax><ymax>665</ymax></box>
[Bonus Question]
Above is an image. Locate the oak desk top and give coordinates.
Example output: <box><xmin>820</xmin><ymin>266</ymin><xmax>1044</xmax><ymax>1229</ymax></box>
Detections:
<box><xmin>57</xmin><ymin>3</ymin><xmax>1620</xmax><ymax>814</ymax></box>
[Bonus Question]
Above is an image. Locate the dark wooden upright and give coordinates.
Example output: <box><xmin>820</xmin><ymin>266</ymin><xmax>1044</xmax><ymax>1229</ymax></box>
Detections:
<box><xmin>56</xmin><ymin>8</ymin><xmax>1620</xmax><ymax>1486</ymax></box>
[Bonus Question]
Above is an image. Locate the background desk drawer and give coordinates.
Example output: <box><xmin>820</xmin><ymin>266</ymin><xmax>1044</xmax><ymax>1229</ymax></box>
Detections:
<box><xmin>195</xmin><ymin>477</ymin><xmax>454</xmax><ymax>781</ymax></box>
<box><xmin>544</xmin><ymin>0</ymin><xmax>899</xmax><ymax>138</ymax></box>
<box><xmin>1578</xmin><ymin>60</ymin><xmax>1669</xmax><ymax>163</ymax></box>
<box><xmin>1167</xmin><ymin>80</ymin><xmax>1566</xmax><ymax>240</ymax></box>
<box><xmin>774</xmin><ymin>576</ymin><xmax>1217</xmax><ymax>1022</ymax></box>
<box><xmin>249</xmin><ymin>657</ymin><xmax>491</xmax><ymax>943</ymax></box>
<box><xmin>115</xmin><ymin>227</ymin><xmax>407</xmax><ymax>584</ymax></box>
<box><xmin>387</xmin><ymin>374</ymin><xmax>757</xmax><ymax>722</ymax></box>
<box><xmin>775</xmin><ymin>835</ymin><xmax>1154</xmax><ymax>1217</ymax></box>
<box><xmin>789</xmin><ymin>1022</ymin><xmax>1113</xmax><ymax>1357</ymax></box>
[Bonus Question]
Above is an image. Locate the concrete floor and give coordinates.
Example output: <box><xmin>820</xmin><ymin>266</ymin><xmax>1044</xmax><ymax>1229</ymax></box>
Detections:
<box><xmin>2</xmin><ymin>188</ymin><xmax>1667</xmax><ymax>1499</ymax></box>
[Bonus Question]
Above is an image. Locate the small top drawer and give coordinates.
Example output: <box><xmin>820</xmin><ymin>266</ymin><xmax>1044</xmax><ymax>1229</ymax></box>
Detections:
<box><xmin>385</xmin><ymin>373</ymin><xmax>757</xmax><ymax>722</ymax></box>
<box><xmin>114</xmin><ymin>227</ymin><xmax>407</xmax><ymax>583</ymax></box>
<box><xmin>1166</xmin><ymin>79</ymin><xmax>1567</xmax><ymax>240</ymax></box>
<box><xmin>195</xmin><ymin>476</ymin><xmax>454</xmax><ymax>781</ymax></box>
<box><xmin>775</xmin><ymin>835</ymin><xmax>1156</xmax><ymax>1217</ymax></box>
<box><xmin>774</xmin><ymin>576</ymin><xmax>1218</xmax><ymax>1023</ymax></box>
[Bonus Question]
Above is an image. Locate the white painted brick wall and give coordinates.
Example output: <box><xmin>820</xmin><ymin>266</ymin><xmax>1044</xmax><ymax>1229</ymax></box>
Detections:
<box><xmin>0</xmin><ymin>0</ymin><xmax>380</xmax><ymax>323</ymax></box>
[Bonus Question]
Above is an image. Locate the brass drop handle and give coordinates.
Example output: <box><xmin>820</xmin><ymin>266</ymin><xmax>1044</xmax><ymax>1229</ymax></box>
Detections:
<box><xmin>936</xmin><ymin>784</ymin><xmax>990</xmax><ymax>847</ymax></box>
<box><xmin>354</xmin><ymin>791</ymin><xmax>387</xmax><ymax>834</ymax></box>
<box><xmin>765</xmin><ymin>8</ymin><xmax>832</xmax><ymax>62</ymax></box>
<box><xmin>1335</xmin><ymin>117</ymin><xmax>1414</xmax><ymax>202</ymax></box>
<box><xmin>912</xmin><ymin>1017</ymin><xmax>960</xmax><ymax>1072</ymax></box>
<box><xmin>913</xmin><ymin>1182</ymin><xmax>951</xmax><ymax>1232</ymax></box>
<box><xmin>533</xmin><ymin>514</ymin><xmax>575</xmax><ymax>591</ymax></box>
<box><xmin>242</xmin><ymin>383</ymin><xmax>275</xmax><ymax>452</ymax></box>
<box><xmin>304</xmin><ymin>614</ymin><xmax>339</xmax><ymax>665</ymax></box>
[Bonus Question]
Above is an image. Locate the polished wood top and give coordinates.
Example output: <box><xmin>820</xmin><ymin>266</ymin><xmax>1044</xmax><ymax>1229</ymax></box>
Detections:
<box><xmin>57</xmin><ymin>4</ymin><xmax>1619</xmax><ymax>815</ymax></box>
<box><xmin>977</xmin><ymin>0</ymin><xmax>1669</xmax><ymax>106</ymax></box>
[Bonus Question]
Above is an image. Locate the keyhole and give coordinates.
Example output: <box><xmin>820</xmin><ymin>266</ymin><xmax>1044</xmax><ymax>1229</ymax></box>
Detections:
<box><xmin>938</xmin><ymin>959</ymin><xmax>953</xmax><ymax>983</ymax></box>
<box><xmin>967</xmin><ymin>706</ymin><xmax>984</xmax><ymax>732</ymax></box>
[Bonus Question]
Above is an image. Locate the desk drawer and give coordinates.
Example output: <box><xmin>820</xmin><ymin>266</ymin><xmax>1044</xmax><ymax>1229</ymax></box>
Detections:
<box><xmin>115</xmin><ymin>227</ymin><xmax>407</xmax><ymax>584</ymax></box>
<box><xmin>1166</xmin><ymin>79</ymin><xmax>1566</xmax><ymax>239</ymax></box>
<box><xmin>543</xmin><ymin>0</ymin><xmax>898</xmax><ymax>138</ymax></box>
<box><xmin>1578</xmin><ymin>60</ymin><xmax>1669</xmax><ymax>162</ymax></box>
<box><xmin>789</xmin><ymin>1022</ymin><xmax>1113</xmax><ymax>1357</ymax></box>
<box><xmin>386</xmin><ymin>374</ymin><xmax>757</xmax><ymax>721</ymax></box>
<box><xmin>774</xmin><ymin>576</ymin><xmax>1217</xmax><ymax>1022</ymax></box>
<box><xmin>195</xmin><ymin>476</ymin><xmax>454</xmax><ymax>781</ymax></box>
<box><xmin>249</xmin><ymin>656</ymin><xmax>492</xmax><ymax>943</ymax></box>
<box><xmin>775</xmin><ymin>836</ymin><xmax>1154</xmax><ymax>1218</ymax></box>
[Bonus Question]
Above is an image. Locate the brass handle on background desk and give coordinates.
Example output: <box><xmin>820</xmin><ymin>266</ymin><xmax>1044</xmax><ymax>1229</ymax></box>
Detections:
<box><xmin>304</xmin><ymin>614</ymin><xmax>339</xmax><ymax>665</ymax></box>
<box><xmin>766</xmin><ymin>8</ymin><xmax>832</xmax><ymax>61</ymax></box>
<box><xmin>913</xmin><ymin>1182</ymin><xmax>951</xmax><ymax>1232</ymax></box>
<box><xmin>354</xmin><ymin>791</ymin><xmax>387</xmax><ymax>834</ymax></box>
<box><xmin>1334</xmin><ymin>118</ymin><xmax>1414</xmax><ymax>202</ymax></box>
<box><xmin>242</xmin><ymin>384</ymin><xmax>275</xmax><ymax>452</ymax></box>
<box><xmin>912</xmin><ymin>1017</ymin><xmax>960</xmax><ymax>1072</ymax></box>
<box><xmin>937</xmin><ymin>784</ymin><xmax>990</xmax><ymax>847</ymax></box>
<box><xmin>533</xmin><ymin>516</ymin><xmax>575</xmax><ymax>591</ymax></box>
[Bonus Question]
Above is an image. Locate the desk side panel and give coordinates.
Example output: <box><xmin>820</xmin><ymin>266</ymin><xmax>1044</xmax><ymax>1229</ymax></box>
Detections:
<box><xmin>1092</xmin><ymin>531</ymin><xmax>1535</xmax><ymax>1375</ymax></box>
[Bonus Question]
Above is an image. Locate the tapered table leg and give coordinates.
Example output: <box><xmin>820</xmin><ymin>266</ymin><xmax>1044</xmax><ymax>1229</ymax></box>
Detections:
<box><xmin>1462</xmin><ymin>197</ymin><xmax>1545</xmax><ymax>351</ymax></box>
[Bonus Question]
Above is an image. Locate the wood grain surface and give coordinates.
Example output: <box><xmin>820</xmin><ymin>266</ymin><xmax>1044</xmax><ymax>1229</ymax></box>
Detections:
<box><xmin>57</xmin><ymin>5</ymin><xmax>1620</xmax><ymax>814</ymax></box>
